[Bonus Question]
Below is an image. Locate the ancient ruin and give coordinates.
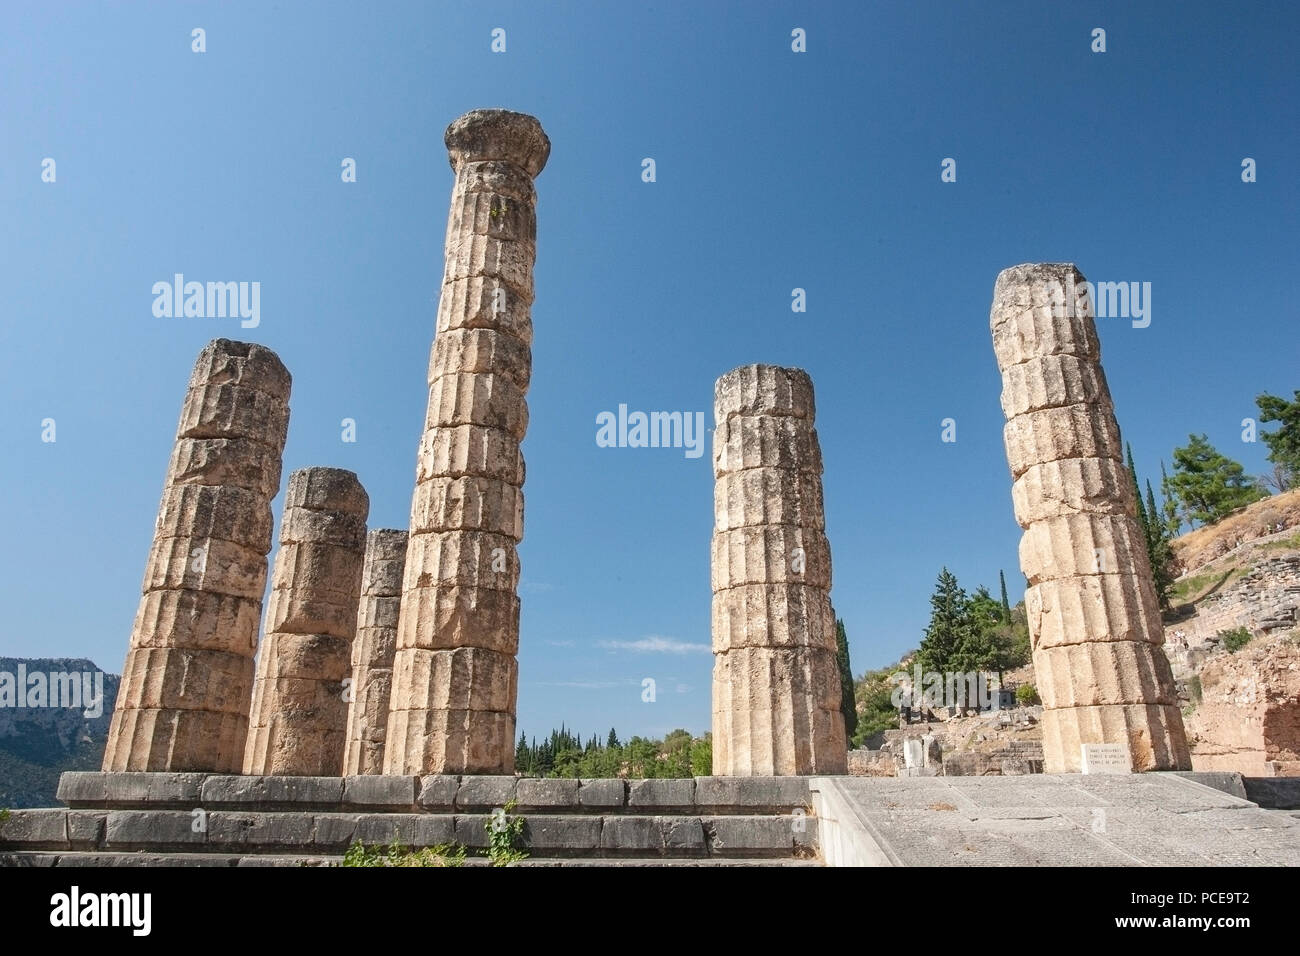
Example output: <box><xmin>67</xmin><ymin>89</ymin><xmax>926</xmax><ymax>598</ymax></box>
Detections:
<box><xmin>102</xmin><ymin>339</ymin><xmax>290</xmax><ymax>772</ymax></box>
<box><xmin>244</xmin><ymin>468</ymin><xmax>369</xmax><ymax>776</ymax></box>
<box><xmin>711</xmin><ymin>364</ymin><xmax>848</xmax><ymax>775</ymax></box>
<box><xmin>343</xmin><ymin>529</ymin><xmax>409</xmax><ymax>774</ymax></box>
<box><xmin>991</xmin><ymin>263</ymin><xmax>1191</xmax><ymax>772</ymax></box>
<box><xmin>384</xmin><ymin>109</ymin><xmax>549</xmax><ymax>775</ymax></box>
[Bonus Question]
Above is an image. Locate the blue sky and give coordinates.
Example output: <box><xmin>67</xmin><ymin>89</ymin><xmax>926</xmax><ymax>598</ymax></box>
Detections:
<box><xmin>2</xmin><ymin>1</ymin><xmax>1296</xmax><ymax>742</ymax></box>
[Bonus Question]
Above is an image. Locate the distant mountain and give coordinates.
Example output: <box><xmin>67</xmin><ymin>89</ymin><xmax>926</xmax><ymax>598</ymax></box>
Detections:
<box><xmin>0</xmin><ymin>658</ymin><xmax>120</xmax><ymax>808</ymax></box>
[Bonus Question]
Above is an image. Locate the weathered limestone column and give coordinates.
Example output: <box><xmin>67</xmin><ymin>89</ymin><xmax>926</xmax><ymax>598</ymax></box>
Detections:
<box><xmin>991</xmin><ymin>263</ymin><xmax>1190</xmax><ymax>772</ymax></box>
<box><xmin>103</xmin><ymin>339</ymin><xmax>290</xmax><ymax>772</ymax></box>
<box><xmin>342</xmin><ymin>529</ymin><xmax>408</xmax><ymax>774</ymax></box>
<box><xmin>244</xmin><ymin>468</ymin><xmax>368</xmax><ymax>775</ymax></box>
<box><xmin>711</xmin><ymin>365</ymin><xmax>847</xmax><ymax>775</ymax></box>
<box><xmin>385</xmin><ymin>109</ymin><xmax>548</xmax><ymax>774</ymax></box>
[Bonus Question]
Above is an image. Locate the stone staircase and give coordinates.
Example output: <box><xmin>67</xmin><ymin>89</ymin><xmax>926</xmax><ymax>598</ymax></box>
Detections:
<box><xmin>0</xmin><ymin>773</ymin><xmax>821</xmax><ymax>867</ymax></box>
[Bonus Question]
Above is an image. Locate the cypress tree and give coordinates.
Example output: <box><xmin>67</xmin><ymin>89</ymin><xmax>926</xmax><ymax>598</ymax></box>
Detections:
<box><xmin>1127</xmin><ymin>443</ymin><xmax>1151</xmax><ymax>541</ymax></box>
<box><xmin>833</xmin><ymin>619</ymin><xmax>858</xmax><ymax>743</ymax></box>
<box><xmin>998</xmin><ymin>570</ymin><xmax>1011</xmax><ymax>623</ymax></box>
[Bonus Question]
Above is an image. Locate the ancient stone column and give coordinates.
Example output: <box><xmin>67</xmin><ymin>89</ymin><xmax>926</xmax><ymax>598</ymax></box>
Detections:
<box><xmin>103</xmin><ymin>339</ymin><xmax>290</xmax><ymax>772</ymax></box>
<box><xmin>244</xmin><ymin>468</ymin><xmax>368</xmax><ymax>775</ymax></box>
<box><xmin>991</xmin><ymin>263</ymin><xmax>1190</xmax><ymax>772</ymax></box>
<box><xmin>342</xmin><ymin>529</ymin><xmax>408</xmax><ymax>774</ymax></box>
<box><xmin>385</xmin><ymin>109</ymin><xmax>548</xmax><ymax>775</ymax></box>
<box><xmin>711</xmin><ymin>364</ymin><xmax>847</xmax><ymax>775</ymax></box>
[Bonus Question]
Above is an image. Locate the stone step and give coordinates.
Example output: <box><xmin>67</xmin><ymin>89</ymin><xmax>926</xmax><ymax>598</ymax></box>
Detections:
<box><xmin>1</xmin><ymin>808</ymin><xmax>816</xmax><ymax>860</ymax></box>
<box><xmin>0</xmin><ymin>851</ymin><xmax>821</xmax><ymax>868</ymax></box>
<box><xmin>54</xmin><ymin>772</ymin><xmax>812</xmax><ymax>815</ymax></box>
<box><xmin>1</xmin><ymin>773</ymin><xmax>820</xmax><ymax>865</ymax></box>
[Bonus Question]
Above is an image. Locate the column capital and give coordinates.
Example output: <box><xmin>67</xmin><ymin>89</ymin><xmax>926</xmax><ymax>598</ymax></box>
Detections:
<box><xmin>445</xmin><ymin>109</ymin><xmax>550</xmax><ymax>177</ymax></box>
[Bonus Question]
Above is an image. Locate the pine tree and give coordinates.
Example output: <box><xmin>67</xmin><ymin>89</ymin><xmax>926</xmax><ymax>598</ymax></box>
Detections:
<box><xmin>833</xmin><ymin>619</ymin><xmax>858</xmax><ymax>743</ymax></box>
<box><xmin>1256</xmin><ymin>391</ymin><xmax>1300</xmax><ymax>490</ymax></box>
<box><xmin>917</xmin><ymin>568</ymin><xmax>974</xmax><ymax>675</ymax></box>
<box><xmin>1165</xmin><ymin>434</ymin><xmax>1267</xmax><ymax>529</ymax></box>
<box><xmin>998</xmin><ymin>570</ymin><xmax>1011</xmax><ymax>623</ymax></box>
<box><xmin>607</xmin><ymin>727</ymin><xmax>620</xmax><ymax>750</ymax></box>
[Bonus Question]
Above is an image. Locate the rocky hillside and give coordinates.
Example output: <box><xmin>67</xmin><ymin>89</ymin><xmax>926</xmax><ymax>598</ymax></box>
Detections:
<box><xmin>1169</xmin><ymin>487</ymin><xmax>1300</xmax><ymax>576</ymax></box>
<box><xmin>0</xmin><ymin>658</ymin><xmax>119</xmax><ymax>808</ymax></box>
<box><xmin>1161</xmin><ymin>491</ymin><xmax>1300</xmax><ymax>776</ymax></box>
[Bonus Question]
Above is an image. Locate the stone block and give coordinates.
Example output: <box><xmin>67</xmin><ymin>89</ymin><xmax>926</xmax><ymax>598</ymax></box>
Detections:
<box><xmin>711</xmin><ymin>583</ymin><xmax>836</xmax><ymax>652</ymax></box>
<box><xmin>455</xmin><ymin>775</ymin><xmax>518</xmax><ymax>809</ymax></box>
<box><xmin>713</xmin><ymin>466</ymin><xmax>825</xmax><ymax>532</ymax></box>
<box><xmin>714</xmin><ymin>364</ymin><xmax>815</xmax><ymax>422</ymax></box>
<box><xmin>342</xmin><ymin>775</ymin><xmax>419</xmax><ymax>808</ymax></box>
<box><xmin>104</xmin><ymin>810</ymin><xmax>202</xmax><ymax>846</ymax></box>
<box><xmin>207</xmin><ymin>812</ymin><xmax>315</xmax><ymax>847</ymax></box>
<box><xmin>627</xmin><ymin>778</ymin><xmax>695</xmax><ymax>809</ymax></box>
<box><xmin>577</xmin><ymin>778</ymin><xmax>626</xmax><ymax>808</ymax></box>
<box><xmin>410</xmin><ymin>475</ymin><xmax>524</xmax><ymax>538</ymax></box>
<box><xmin>0</xmin><ymin>809</ymin><xmax>67</xmax><ymax>845</ymax></box>
<box><xmin>711</xmin><ymin>525</ymin><xmax>832</xmax><ymax>590</ymax></box>
<box><xmin>712</xmin><ymin>415</ymin><xmax>822</xmax><ymax>478</ymax></box>
<box><xmin>417</xmin><ymin>775</ymin><xmax>461</xmax><ymax>809</ymax></box>
<box><xmin>516</xmin><ymin>777</ymin><xmax>580</xmax><ymax>808</ymax></box>
<box><xmin>429</xmin><ymin>328</ymin><xmax>532</xmax><ymax>391</ymax></box>
<box><xmin>424</xmin><ymin>371</ymin><xmax>528</xmax><ymax>441</ymax></box>
<box><xmin>393</xmin><ymin>585</ymin><xmax>519</xmax><ymax>654</ymax></box>
<box><xmin>695</xmin><ymin>777</ymin><xmax>811</xmax><ymax>811</ymax></box>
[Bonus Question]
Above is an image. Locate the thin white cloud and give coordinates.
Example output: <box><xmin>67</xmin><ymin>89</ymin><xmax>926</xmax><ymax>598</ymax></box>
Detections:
<box><xmin>544</xmin><ymin>639</ymin><xmax>575</xmax><ymax>647</ymax></box>
<box><xmin>597</xmin><ymin>636</ymin><xmax>710</xmax><ymax>655</ymax></box>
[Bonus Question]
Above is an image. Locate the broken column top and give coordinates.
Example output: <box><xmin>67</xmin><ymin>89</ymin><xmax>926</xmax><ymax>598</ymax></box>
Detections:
<box><xmin>445</xmin><ymin>109</ymin><xmax>550</xmax><ymax>177</ymax></box>
<box><xmin>715</xmin><ymin>364</ymin><xmax>815</xmax><ymax>422</ymax></box>
<box><xmin>189</xmin><ymin>339</ymin><xmax>291</xmax><ymax>400</ymax></box>
<box><xmin>990</xmin><ymin>262</ymin><xmax>1101</xmax><ymax>369</ymax></box>
<box><xmin>284</xmin><ymin>467</ymin><xmax>369</xmax><ymax>515</ymax></box>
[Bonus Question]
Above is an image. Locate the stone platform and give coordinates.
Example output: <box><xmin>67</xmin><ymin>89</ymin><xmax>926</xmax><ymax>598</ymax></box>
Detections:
<box><xmin>5</xmin><ymin>771</ymin><xmax>1299</xmax><ymax>866</ymax></box>
<box><xmin>811</xmin><ymin>772</ymin><xmax>1300</xmax><ymax>866</ymax></box>
<box><xmin>0</xmin><ymin>773</ymin><xmax>819</xmax><ymax>866</ymax></box>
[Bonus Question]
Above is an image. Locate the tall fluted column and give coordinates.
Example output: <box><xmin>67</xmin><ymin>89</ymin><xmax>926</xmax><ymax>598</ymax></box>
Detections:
<box><xmin>103</xmin><ymin>339</ymin><xmax>290</xmax><ymax>771</ymax></box>
<box><xmin>991</xmin><ymin>263</ymin><xmax>1190</xmax><ymax>772</ymax></box>
<box><xmin>343</xmin><ymin>529</ymin><xmax>408</xmax><ymax>774</ymax></box>
<box><xmin>386</xmin><ymin>109</ymin><xmax>548</xmax><ymax>774</ymax></box>
<box><xmin>711</xmin><ymin>365</ymin><xmax>847</xmax><ymax>775</ymax></box>
<box><xmin>244</xmin><ymin>468</ymin><xmax>368</xmax><ymax>775</ymax></box>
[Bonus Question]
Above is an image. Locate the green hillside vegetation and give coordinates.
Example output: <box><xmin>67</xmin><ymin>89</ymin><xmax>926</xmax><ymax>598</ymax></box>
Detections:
<box><xmin>515</xmin><ymin>726</ymin><xmax>711</xmax><ymax>778</ymax></box>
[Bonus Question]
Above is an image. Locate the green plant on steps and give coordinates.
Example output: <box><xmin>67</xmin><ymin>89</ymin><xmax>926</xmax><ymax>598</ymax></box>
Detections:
<box><xmin>340</xmin><ymin>839</ymin><xmax>465</xmax><ymax>867</ymax></box>
<box><xmin>1218</xmin><ymin>626</ymin><xmax>1253</xmax><ymax>653</ymax></box>
<box><xmin>485</xmin><ymin>798</ymin><xmax>527</xmax><ymax>866</ymax></box>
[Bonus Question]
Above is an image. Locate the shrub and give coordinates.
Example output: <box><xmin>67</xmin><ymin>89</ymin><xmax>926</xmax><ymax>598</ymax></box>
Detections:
<box><xmin>1218</xmin><ymin>627</ymin><xmax>1253</xmax><ymax>653</ymax></box>
<box><xmin>1015</xmin><ymin>683</ymin><xmax>1040</xmax><ymax>705</ymax></box>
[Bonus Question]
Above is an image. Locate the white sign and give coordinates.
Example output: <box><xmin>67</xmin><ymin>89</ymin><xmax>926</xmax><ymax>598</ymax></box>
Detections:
<box><xmin>1080</xmin><ymin>743</ymin><xmax>1132</xmax><ymax>774</ymax></box>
